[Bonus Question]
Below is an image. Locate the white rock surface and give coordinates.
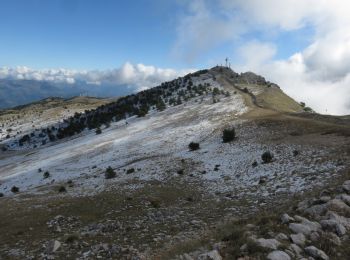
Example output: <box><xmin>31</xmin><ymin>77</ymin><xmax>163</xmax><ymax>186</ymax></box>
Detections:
<box><xmin>290</xmin><ymin>233</ymin><xmax>306</xmax><ymax>246</ymax></box>
<box><xmin>304</xmin><ymin>246</ymin><xmax>329</xmax><ymax>260</ymax></box>
<box><xmin>267</xmin><ymin>250</ymin><xmax>291</xmax><ymax>260</ymax></box>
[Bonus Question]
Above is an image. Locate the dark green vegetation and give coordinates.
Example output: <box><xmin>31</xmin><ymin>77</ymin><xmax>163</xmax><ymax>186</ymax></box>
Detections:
<box><xmin>13</xmin><ymin>70</ymin><xmax>216</xmax><ymax>147</ymax></box>
<box><xmin>261</xmin><ymin>151</ymin><xmax>274</xmax><ymax>163</ymax></box>
<box><xmin>222</xmin><ymin>127</ymin><xmax>236</xmax><ymax>143</ymax></box>
<box><xmin>105</xmin><ymin>166</ymin><xmax>116</xmax><ymax>179</ymax></box>
<box><xmin>188</xmin><ymin>142</ymin><xmax>200</xmax><ymax>151</ymax></box>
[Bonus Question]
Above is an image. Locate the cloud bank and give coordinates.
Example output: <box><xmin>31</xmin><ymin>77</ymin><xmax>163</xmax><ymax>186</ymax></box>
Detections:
<box><xmin>0</xmin><ymin>62</ymin><xmax>193</xmax><ymax>92</ymax></box>
<box><xmin>174</xmin><ymin>0</ymin><xmax>350</xmax><ymax>115</ymax></box>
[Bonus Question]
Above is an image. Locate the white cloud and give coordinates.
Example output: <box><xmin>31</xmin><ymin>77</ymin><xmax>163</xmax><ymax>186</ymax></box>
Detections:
<box><xmin>0</xmin><ymin>62</ymin><xmax>194</xmax><ymax>91</ymax></box>
<box><xmin>237</xmin><ymin>41</ymin><xmax>276</xmax><ymax>68</ymax></box>
<box><xmin>174</xmin><ymin>0</ymin><xmax>350</xmax><ymax>115</ymax></box>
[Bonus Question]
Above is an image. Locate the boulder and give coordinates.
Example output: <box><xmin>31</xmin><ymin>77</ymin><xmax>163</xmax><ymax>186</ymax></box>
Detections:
<box><xmin>267</xmin><ymin>250</ymin><xmax>291</xmax><ymax>260</ymax></box>
<box><xmin>319</xmin><ymin>196</ymin><xmax>331</xmax><ymax>203</ymax></box>
<box><xmin>290</xmin><ymin>233</ymin><xmax>306</xmax><ymax>246</ymax></box>
<box><xmin>289</xmin><ymin>216</ymin><xmax>321</xmax><ymax>235</ymax></box>
<box><xmin>326</xmin><ymin>211</ymin><xmax>350</xmax><ymax>229</ymax></box>
<box><xmin>289</xmin><ymin>243</ymin><xmax>302</xmax><ymax>257</ymax></box>
<box><xmin>197</xmin><ymin>250</ymin><xmax>222</xmax><ymax>260</ymax></box>
<box><xmin>276</xmin><ymin>233</ymin><xmax>289</xmax><ymax>241</ymax></box>
<box><xmin>256</xmin><ymin>238</ymin><xmax>280</xmax><ymax>250</ymax></box>
<box><xmin>281</xmin><ymin>213</ymin><xmax>294</xmax><ymax>224</ymax></box>
<box><xmin>49</xmin><ymin>240</ymin><xmax>61</xmax><ymax>253</ymax></box>
<box><xmin>342</xmin><ymin>180</ymin><xmax>350</xmax><ymax>193</ymax></box>
<box><xmin>304</xmin><ymin>204</ymin><xmax>327</xmax><ymax>218</ymax></box>
<box><xmin>326</xmin><ymin>199</ymin><xmax>350</xmax><ymax>216</ymax></box>
<box><xmin>337</xmin><ymin>194</ymin><xmax>350</xmax><ymax>206</ymax></box>
<box><xmin>304</xmin><ymin>246</ymin><xmax>329</xmax><ymax>260</ymax></box>
<box><xmin>326</xmin><ymin>232</ymin><xmax>342</xmax><ymax>246</ymax></box>
<box><xmin>320</xmin><ymin>219</ymin><xmax>346</xmax><ymax>236</ymax></box>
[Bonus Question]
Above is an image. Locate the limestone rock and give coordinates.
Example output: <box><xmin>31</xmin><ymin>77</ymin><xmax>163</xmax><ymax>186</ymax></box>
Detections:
<box><xmin>342</xmin><ymin>180</ymin><xmax>350</xmax><ymax>193</ymax></box>
<box><xmin>289</xmin><ymin>217</ymin><xmax>321</xmax><ymax>236</ymax></box>
<box><xmin>276</xmin><ymin>233</ymin><xmax>289</xmax><ymax>241</ymax></box>
<box><xmin>304</xmin><ymin>246</ymin><xmax>329</xmax><ymax>260</ymax></box>
<box><xmin>326</xmin><ymin>211</ymin><xmax>350</xmax><ymax>229</ymax></box>
<box><xmin>289</xmin><ymin>243</ymin><xmax>302</xmax><ymax>257</ymax></box>
<box><xmin>197</xmin><ymin>250</ymin><xmax>222</xmax><ymax>260</ymax></box>
<box><xmin>49</xmin><ymin>240</ymin><xmax>61</xmax><ymax>253</ymax></box>
<box><xmin>304</xmin><ymin>204</ymin><xmax>327</xmax><ymax>218</ymax></box>
<box><xmin>320</xmin><ymin>219</ymin><xmax>346</xmax><ymax>236</ymax></box>
<box><xmin>326</xmin><ymin>199</ymin><xmax>350</xmax><ymax>215</ymax></box>
<box><xmin>256</xmin><ymin>238</ymin><xmax>280</xmax><ymax>250</ymax></box>
<box><xmin>281</xmin><ymin>213</ymin><xmax>294</xmax><ymax>224</ymax></box>
<box><xmin>267</xmin><ymin>250</ymin><xmax>291</xmax><ymax>260</ymax></box>
<box><xmin>290</xmin><ymin>233</ymin><xmax>306</xmax><ymax>246</ymax></box>
<box><xmin>337</xmin><ymin>194</ymin><xmax>350</xmax><ymax>206</ymax></box>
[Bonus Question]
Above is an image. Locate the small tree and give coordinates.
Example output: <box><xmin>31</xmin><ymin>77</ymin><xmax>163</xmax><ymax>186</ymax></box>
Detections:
<box><xmin>95</xmin><ymin>128</ymin><xmax>102</xmax><ymax>135</ymax></box>
<box><xmin>43</xmin><ymin>171</ymin><xmax>50</xmax><ymax>179</ymax></box>
<box><xmin>188</xmin><ymin>142</ymin><xmax>200</xmax><ymax>151</ymax></box>
<box><xmin>261</xmin><ymin>151</ymin><xmax>273</xmax><ymax>163</ymax></box>
<box><xmin>105</xmin><ymin>166</ymin><xmax>116</xmax><ymax>179</ymax></box>
<box><xmin>58</xmin><ymin>186</ymin><xmax>66</xmax><ymax>192</ymax></box>
<box><xmin>126</xmin><ymin>168</ymin><xmax>135</xmax><ymax>174</ymax></box>
<box><xmin>11</xmin><ymin>186</ymin><xmax>19</xmax><ymax>193</ymax></box>
<box><xmin>222</xmin><ymin>128</ymin><xmax>236</xmax><ymax>143</ymax></box>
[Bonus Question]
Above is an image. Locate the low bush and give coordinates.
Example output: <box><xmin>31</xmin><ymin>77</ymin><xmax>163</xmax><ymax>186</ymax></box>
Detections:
<box><xmin>261</xmin><ymin>151</ymin><xmax>274</xmax><ymax>163</ymax></box>
<box><xmin>43</xmin><ymin>171</ymin><xmax>50</xmax><ymax>179</ymax></box>
<box><xmin>58</xmin><ymin>186</ymin><xmax>67</xmax><ymax>192</ymax></box>
<box><xmin>222</xmin><ymin>127</ymin><xmax>236</xmax><ymax>143</ymax></box>
<box><xmin>126</xmin><ymin>168</ymin><xmax>135</xmax><ymax>174</ymax></box>
<box><xmin>105</xmin><ymin>166</ymin><xmax>116</xmax><ymax>179</ymax></box>
<box><xmin>95</xmin><ymin>128</ymin><xmax>102</xmax><ymax>135</ymax></box>
<box><xmin>188</xmin><ymin>142</ymin><xmax>200</xmax><ymax>151</ymax></box>
<box><xmin>11</xmin><ymin>186</ymin><xmax>19</xmax><ymax>193</ymax></box>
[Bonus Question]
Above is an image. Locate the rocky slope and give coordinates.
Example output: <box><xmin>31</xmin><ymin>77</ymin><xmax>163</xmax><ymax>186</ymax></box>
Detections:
<box><xmin>0</xmin><ymin>67</ymin><xmax>349</xmax><ymax>259</ymax></box>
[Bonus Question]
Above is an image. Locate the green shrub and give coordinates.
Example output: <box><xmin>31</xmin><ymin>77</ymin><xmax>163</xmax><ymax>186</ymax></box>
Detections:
<box><xmin>261</xmin><ymin>151</ymin><xmax>273</xmax><ymax>163</ymax></box>
<box><xmin>11</xmin><ymin>186</ymin><xmax>19</xmax><ymax>193</ymax></box>
<box><xmin>58</xmin><ymin>186</ymin><xmax>66</xmax><ymax>193</ymax></box>
<box><xmin>188</xmin><ymin>142</ymin><xmax>200</xmax><ymax>151</ymax></box>
<box><xmin>222</xmin><ymin>128</ymin><xmax>236</xmax><ymax>143</ymax></box>
<box><xmin>95</xmin><ymin>128</ymin><xmax>102</xmax><ymax>135</ymax></box>
<box><xmin>126</xmin><ymin>168</ymin><xmax>135</xmax><ymax>174</ymax></box>
<box><xmin>43</xmin><ymin>171</ymin><xmax>50</xmax><ymax>179</ymax></box>
<box><xmin>105</xmin><ymin>166</ymin><xmax>116</xmax><ymax>179</ymax></box>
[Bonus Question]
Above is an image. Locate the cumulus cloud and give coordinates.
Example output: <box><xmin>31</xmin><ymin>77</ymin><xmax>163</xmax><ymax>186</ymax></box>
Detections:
<box><xmin>175</xmin><ymin>0</ymin><xmax>350</xmax><ymax>115</ymax></box>
<box><xmin>0</xmin><ymin>62</ymin><xmax>194</xmax><ymax>91</ymax></box>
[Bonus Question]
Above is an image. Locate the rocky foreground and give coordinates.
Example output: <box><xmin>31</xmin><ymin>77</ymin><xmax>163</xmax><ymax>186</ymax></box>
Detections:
<box><xmin>177</xmin><ymin>179</ymin><xmax>350</xmax><ymax>260</ymax></box>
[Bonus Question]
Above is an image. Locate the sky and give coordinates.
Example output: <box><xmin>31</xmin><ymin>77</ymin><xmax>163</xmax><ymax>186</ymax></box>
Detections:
<box><xmin>0</xmin><ymin>0</ymin><xmax>350</xmax><ymax>115</ymax></box>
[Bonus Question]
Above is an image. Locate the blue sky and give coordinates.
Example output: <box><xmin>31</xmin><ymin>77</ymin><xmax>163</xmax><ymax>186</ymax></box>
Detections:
<box><xmin>0</xmin><ymin>0</ymin><xmax>311</xmax><ymax>70</ymax></box>
<box><xmin>0</xmin><ymin>0</ymin><xmax>181</xmax><ymax>69</ymax></box>
<box><xmin>0</xmin><ymin>0</ymin><xmax>349</xmax><ymax>115</ymax></box>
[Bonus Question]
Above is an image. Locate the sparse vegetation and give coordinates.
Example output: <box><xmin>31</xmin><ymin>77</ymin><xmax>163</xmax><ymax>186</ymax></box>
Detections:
<box><xmin>43</xmin><ymin>171</ymin><xmax>50</xmax><ymax>179</ymax></box>
<box><xmin>177</xmin><ymin>169</ymin><xmax>184</xmax><ymax>175</ymax></box>
<box><xmin>58</xmin><ymin>186</ymin><xmax>67</xmax><ymax>193</ymax></box>
<box><xmin>105</xmin><ymin>166</ymin><xmax>116</xmax><ymax>179</ymax></box>
<box><xmin>222</xmin><ymin>127</ymin><xmax>236</xmax><ymax>143</ymax></box>
<box><xmin>11</xmin><ymin>186</ymin><xmax>19</xmax><ymax>193</ymax></box>
<box><xmin>261</xmin><ymin>151</ymin><xmax>273</xmax><ymax>163</ymax></box>
<box><xmin>188</xmin><ymin>142</ymin><xmax>200</xmax><ymax>151</ymax></box>
<box><xmin>126</xmin><ymin>168</ymin><xmax>135</xmax><ymax>174</ymax></box>
<box><xmin>95</xmin><ymin>128</ymin><xmax>102</xmax><ymax>135</ymax></box>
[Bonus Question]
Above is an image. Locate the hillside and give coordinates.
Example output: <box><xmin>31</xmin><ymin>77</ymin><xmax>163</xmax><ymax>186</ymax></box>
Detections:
<box><xmin>0</xmin><ymin>96</ymin><xmax>114</xmax><ymax>146</ymax></box>
<box><xmin>0</xmin><ymin>67</ymin><xmax>349</xmax><ymax>259</ymax></box>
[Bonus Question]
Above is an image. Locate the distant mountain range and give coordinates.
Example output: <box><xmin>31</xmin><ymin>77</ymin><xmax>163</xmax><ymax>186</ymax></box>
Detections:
<box><xmin>0</xmin><ymin>79</ymin><xmax>135</xmax><ymax>109</ymax></box>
